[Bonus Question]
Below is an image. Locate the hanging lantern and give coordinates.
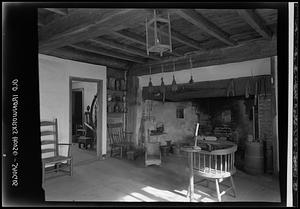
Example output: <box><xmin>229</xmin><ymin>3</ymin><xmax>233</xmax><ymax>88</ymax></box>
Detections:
<box><xmin>145</xmin><ymin>9</ymin><xmax>172</xmax><ymax>56</ymax></box>
<box><xmin>171</xmin><ymin>62</ymin><xmax>178</xmax><ymax>92</ymax></box>
<box><xmin>148</xmin><ymin>66</ymin><xmax>153</xmax><ymax>94</ymax></box>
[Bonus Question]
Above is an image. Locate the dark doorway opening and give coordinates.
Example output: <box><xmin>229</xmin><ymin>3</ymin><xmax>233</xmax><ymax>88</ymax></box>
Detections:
<box><xmin>72</xmin><ymin>89</ymin><xmax>83</xmax><ymax>138</ymax></box>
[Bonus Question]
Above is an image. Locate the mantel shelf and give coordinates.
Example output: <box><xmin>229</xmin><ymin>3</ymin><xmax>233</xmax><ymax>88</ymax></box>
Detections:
<box><xmin>107</xmin><ymin>112</ymin><xmax>127</xmax><ymax>114</ymax></box>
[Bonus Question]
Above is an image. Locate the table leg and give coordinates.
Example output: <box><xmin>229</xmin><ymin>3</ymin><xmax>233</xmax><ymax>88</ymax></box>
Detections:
<box><xmin>189</xmin><ymin>152</ymin><xmax>194</xmax><ymax>202</ymax></box>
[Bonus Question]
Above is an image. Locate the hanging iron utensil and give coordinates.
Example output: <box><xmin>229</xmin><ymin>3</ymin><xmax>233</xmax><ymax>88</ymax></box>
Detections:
<box><xmin>171</xmin><ymin>61</ymin><xmax>178</xmax><ymax>92</ymax></box>
<box><xmin>245</xmin><ymin>79</ymin><xmax>250</xmax><ymax>98</ymax></box>
<box><xmin>188</xmin><ymin>57</ymin><xmax>194</xmax><ymax>84</ymax></box>
<box><xmin>148</xmin><ymin>66</ymin><xmax>153</xmax><ymax>95</ymax></box>
<box><xmin>160</xmin><ymin>64</ymin><xmax>166</xmax><ymax>103</ymax></box>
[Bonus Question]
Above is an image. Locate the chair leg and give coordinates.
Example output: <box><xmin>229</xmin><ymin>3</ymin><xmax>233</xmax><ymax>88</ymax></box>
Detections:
<box><xmin>230</xmin><ymin>176</ymin><xmax>236</xmax><ymax>198</ymax></box>
<box><xmin>215</xmin><ymin>179</ymin><xmax>222</xmax><ymax>202</ymax></box>
<box><xmin>120</xmin><ymin>147</ymin><xmax>123</xmax><ymax>159</ymax></box>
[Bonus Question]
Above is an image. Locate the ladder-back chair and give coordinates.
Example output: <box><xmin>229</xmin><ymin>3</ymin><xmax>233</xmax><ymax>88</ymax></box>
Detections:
<box><xmin>188</xmin><ymin>143</ymin><xmax>237</xmax><ymax>202</ymax></box>
<box><xmin>107</xmin><ymin>123</ymin><xmax>132</xmax><ymax>158</ymax></box>
<box><xmin>41</xmin><ymin>119</ymin><xmax>73</xmax><ymax>184</ymax></box>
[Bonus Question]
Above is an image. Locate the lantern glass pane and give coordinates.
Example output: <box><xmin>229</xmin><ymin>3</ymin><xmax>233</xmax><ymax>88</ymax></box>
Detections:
<box><xmin>148</xmin><ymin>22</ymin><xmax>156</xmax><ymax>48</ymax></box>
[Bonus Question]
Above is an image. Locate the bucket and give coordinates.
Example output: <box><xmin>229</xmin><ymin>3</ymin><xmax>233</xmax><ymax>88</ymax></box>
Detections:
<box><xmin>244</xmin><ymin>141</ymin><xmax>264</xmax><ymax>175</ymax></box>
<box><xmin>173</xmin><ymin>146</ymin><xmax>180</xmax><ymax>155</ymax></box>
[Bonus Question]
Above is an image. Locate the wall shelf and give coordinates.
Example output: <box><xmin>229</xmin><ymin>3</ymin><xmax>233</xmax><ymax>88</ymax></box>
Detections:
<box><xmin>107</xmin><ymin>101</ymin><xmax>126</xmax><ymax>103</ymax></box>
<box><xmin>107</xmin><ymin>89</ymin><xmax>127</xmax><ymax>93</ymax></box>
<box><xmin>107</xmin><ymin>112</ymin><xmax>128</xmax><ymax>114</ymax></box>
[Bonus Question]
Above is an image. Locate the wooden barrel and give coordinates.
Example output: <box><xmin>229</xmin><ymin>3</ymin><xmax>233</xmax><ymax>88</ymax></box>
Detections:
<box><xmin>244</xmin><ymin>141</ymin><xmax>264</xmax><ymax>175</ymax></box>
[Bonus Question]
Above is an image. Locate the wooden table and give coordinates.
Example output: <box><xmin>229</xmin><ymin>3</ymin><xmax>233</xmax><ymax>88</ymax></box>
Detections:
<box><xmin>181</xmin><ymin>139</ymin><xmax>237</xmax><ymax>202</ymax></box>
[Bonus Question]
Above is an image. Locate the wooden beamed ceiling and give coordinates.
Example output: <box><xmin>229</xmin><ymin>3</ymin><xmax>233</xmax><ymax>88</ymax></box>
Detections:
<box><xmin>38</xmin><ymin>8</ymin><xmax>277</xmax><ymax>73</ymax></box>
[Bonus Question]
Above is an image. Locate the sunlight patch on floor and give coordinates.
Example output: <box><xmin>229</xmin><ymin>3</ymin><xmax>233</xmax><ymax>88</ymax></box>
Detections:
<box><xmin>119</xmin><ymin>194</ymin><xmax>142</xmax><ymax>202</ymax></box>
<box><xmin>141</xmin><ymin>186</ymin><xmax>189</xmax><ymax>201</ymax></box>
<box><xmin>119</xmin><ymin>186</ymin><xmax>217</xmax><ymax>202</ymax></box>
<box><xmin>130</xmin><ymin>192</ymin><xmax>157</xmax><ymax>201</ymax></box>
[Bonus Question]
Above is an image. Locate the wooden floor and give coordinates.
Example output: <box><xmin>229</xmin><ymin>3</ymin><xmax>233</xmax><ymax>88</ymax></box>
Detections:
<box><xmin>43</xmin><ymin>143</ymin><xmax>281</xmax><ymax>203</ymax></box>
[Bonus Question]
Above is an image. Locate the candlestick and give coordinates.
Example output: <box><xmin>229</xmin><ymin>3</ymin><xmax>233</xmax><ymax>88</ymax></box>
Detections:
<box><xmin>195</xmin><ymin>123</ymin><xmax>199</xmax><ymax>136</ymax></box>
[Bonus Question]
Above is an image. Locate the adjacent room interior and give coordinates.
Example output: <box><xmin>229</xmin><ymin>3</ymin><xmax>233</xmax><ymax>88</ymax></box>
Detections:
<box><xmin>38</xmin><ymin>7</ymin><xmax>283</xmax><ymax>202</ymax></box>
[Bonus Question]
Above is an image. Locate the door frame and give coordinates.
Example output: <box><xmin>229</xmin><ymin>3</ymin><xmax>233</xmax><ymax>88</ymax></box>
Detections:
<box><xmin>69</xmin><ymin>77</ymin><xmax>104</xmax><ymax>159</ymax></box>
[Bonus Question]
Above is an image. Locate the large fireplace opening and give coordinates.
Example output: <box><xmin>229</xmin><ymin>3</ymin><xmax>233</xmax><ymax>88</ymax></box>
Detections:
<box><xmin>192</xmin><ymin>96</ymin><xmax>257</xmax><ymax>171</ymax></box>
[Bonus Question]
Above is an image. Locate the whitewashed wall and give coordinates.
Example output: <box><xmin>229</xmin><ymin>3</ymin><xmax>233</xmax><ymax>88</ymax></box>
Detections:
<box><xmin>39</xmin><ymin>54</ymin><xmax>107</xmax><ymax>156</ymax></box>
<box><xmin>139</xmin><ymin>57</ymin><xmax>271</xmax><ymax>87</ymax></box>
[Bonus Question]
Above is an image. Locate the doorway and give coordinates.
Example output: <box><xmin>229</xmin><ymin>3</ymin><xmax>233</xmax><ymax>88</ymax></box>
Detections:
<box><xmin>72</xmin><ymin>88</ymin><xmax>84</xmax><ymax>139</ymax></box>
<box><xmin>70</xmin><ymin>77</ymin><xmax>104</xmax><ymax>165</ymax></box>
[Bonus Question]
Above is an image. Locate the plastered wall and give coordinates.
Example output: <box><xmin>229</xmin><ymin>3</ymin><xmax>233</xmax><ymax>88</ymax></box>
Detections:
<box><xmin>39</xmin><ymin>54</ymin><xmax>107</xmax><ymax>156</ymax></box>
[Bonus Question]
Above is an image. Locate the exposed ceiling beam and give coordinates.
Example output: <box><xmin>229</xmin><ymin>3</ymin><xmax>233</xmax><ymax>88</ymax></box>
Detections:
<box><xmin>90</xmin><ymin>37</ymin><xmax>161</xmax><ymax>60</ymax></box>
<box><xmin>173</xmin><ymin>9</ymin><xmax>238</xmax><ymax>46</ymax></box>
<box><xmin>44</xmin><ymin>8</ymin><xmax>68</xmax><ymax>16</ymax></box>
<box><xmin>129</xmin><ymin>38</ymin><xmax>276</xmax><ymax>76</ymax></box>
<box><xmin>70</xmin><ymin>42</ymin><xmax>146</xmax><ymax>64</ymax></box>
<box><xmin>43</xmin><ymin>46</ymin><xmax>130</xmax><ymax>70</ymax></box>
<box><xmin>39</xmin><ymin>9</ymin><xmax>145</xmax><ymax>52</ymax></box>
<box><xmin>170</xmin><ymin>29</ymin><xmax>205</xmax><ymax>50</ymax></box>
<box><xmin>111</xmin><ymin>30</ymin><xmax>183</xmax><ymax>57</ymax></box>
<box><xmin>237</xmin><ymin>9</ymin><xmax>273</xmax><ymax>39</ymax></box>
<box><xmin>141</xmin><ymin>22</ymin><xmax>204</xmax><ymax>51</ymax></box>
<box><xmin>112</xmin><ymin>30</ymin><xmax>145</xmax><ymax>45</ymax></box>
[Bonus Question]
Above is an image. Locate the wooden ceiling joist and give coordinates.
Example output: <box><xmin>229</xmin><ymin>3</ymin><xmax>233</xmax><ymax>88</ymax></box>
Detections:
<box><xmin>70</xmin><ymin>42</ymin><xmax>146</xmax><ymax>64</ymax></box>
<box><xmin>90</xmin><ymin>38</ymin><xmax>161</xmax><ymax>60</ymax></box>
<box><xmin>237</xmin><ymin>10</ymin><xmax>273</xmax><ymax>39</ymax></box>
<box><xmin>46</xmin><ymin>46</ymin><xmax>130</xmax><ymax>70</ymax></box>
<box><xmin>111</xmin><ymin>30</ymin><xmax>183</xmax><ymax>57</ymax></box>
<box><xmin>173</xmin><ymin>9</ymin><xmax>238</xmax><ymax>46</ymax></box>
<box><xmin>170</xmin><ymin>29</ymin><xmax>204</xmax><ymax>50</ymax></box>
<box><xmin>39</xmin><ymin>9</ymin><xmax>138</xmax><ymax>52</ymax></box>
